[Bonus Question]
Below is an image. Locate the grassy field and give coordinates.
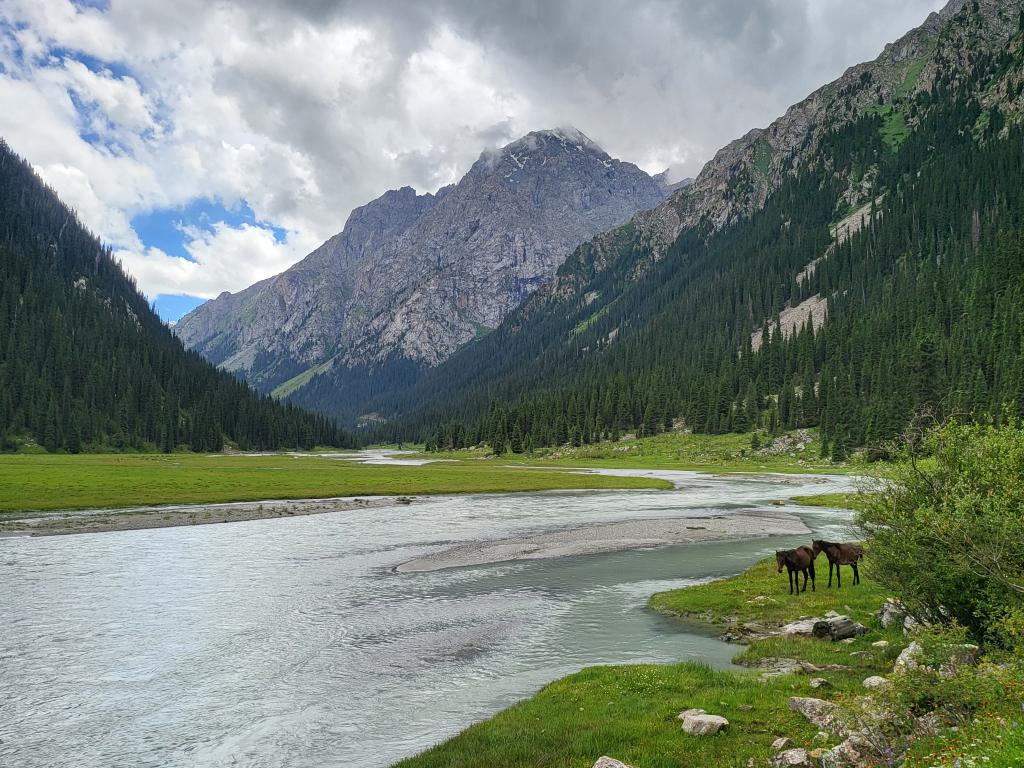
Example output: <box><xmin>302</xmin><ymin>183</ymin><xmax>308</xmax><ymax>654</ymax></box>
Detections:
<box><xmin>648</xmin><ymin>556</ymin><xmax>888</xmax><ymax>630</ymax></box>
<box><xmin>394</xmin><ymin>557</ymin><xmax>905</xmax><ymax>768</ymax></box>
<box><xmin>420</xmin><ymin>429</ymin><xmax>878</xmax><ymax>475</ymax></box>
<box><xmin>0</xmin><ymin>453</ymin><xmax>671</xmax><ymax>513</ymax></box>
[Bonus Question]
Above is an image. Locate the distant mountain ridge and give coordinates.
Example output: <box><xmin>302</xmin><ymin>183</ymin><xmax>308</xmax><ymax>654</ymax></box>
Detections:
<box><xmin>174</xmin><ymin>127</ymin><xmax>667</xmax><ymax>395</ymax></box>
<box><xmin>358</xmin><ymin>0</ymin><xmax>1024</xmax><ymax>455</ymax></box>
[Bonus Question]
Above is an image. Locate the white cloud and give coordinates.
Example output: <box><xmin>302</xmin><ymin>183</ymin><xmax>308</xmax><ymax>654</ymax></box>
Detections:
<box><xmin>0</xmin><ymin>0</ymin><xmax>948</xmax><ymax>302</ymax></box>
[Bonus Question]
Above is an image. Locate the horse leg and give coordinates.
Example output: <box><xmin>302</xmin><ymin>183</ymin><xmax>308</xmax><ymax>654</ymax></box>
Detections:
<box><xmin>801</xmin><ymin>568</ymin><xmax>808</xmax><ymax>593</ymax></box>
<box><xmin>836</xmin><ymin>564</ymin><xmax>842</xmax><ymax>589</ymax></box>
<box><xmin>787</xmin><ymin>568</ymin><xmax>793</xmax><ymax>595</ymax></box>
<box><xmin>853</xmin><ymin>562</ymin><xmax>860</xmax><ymax>585</ymax></box>
<box><xmin>827</xmin><ymin>561</ymin><xmax>833</xmax><ymax>588</ymax></box>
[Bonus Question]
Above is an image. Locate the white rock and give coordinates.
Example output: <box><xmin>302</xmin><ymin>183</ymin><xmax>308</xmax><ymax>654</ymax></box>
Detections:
<box><xmin>893</xmin><ymin>641</ymin><xmax>922</xmax><ymax>673</ymax></box>
<box><xmin>877</xmin><ymin>598</ymin><xmax>907</xmax><ymax>629</ymax></box>
<box><xmin>592</xmin><ymin>758</ymin><xmax>635</xmax><ymax>768</ymax></box>
<box><xmin>771</xmin><ymin>748</ymin><xmax>811</xmax><ymax>767</ymax></box>
<box><xmin>862</xmin><ymin>675</ymin><xmax>889</xmax><ymax>688</ymax></box>
<box><xmin>771</xmin><ymin>736</ymin><xmax>793</xmax><ymax>751</ymax></box>
<box><xmin>788</xmin><ymin>697</ymin><xmax>842</xmax><ymax>733</ymax></box>
<box><xmin>809</xmin><ymin>677</ymin><xmax>832</xmax><ymax>689</ymax></box>
<box><xmin>871</xmin><ymin>640</ymin><xmax>890</xmax><ymax>648</ymax></box>
<box><xmin>680</xmin><ymin>711</ymin><xmax>729</xmax><ymax>735</ymax></box>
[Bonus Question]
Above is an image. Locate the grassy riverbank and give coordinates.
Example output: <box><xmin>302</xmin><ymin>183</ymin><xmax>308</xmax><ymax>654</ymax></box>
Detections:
<box><xmin>0</xmin><ymin>453</ymin><xmax>670</xmax><ymax>513</ymax></box>
<box><xmin>394</xmin><ymin>559</ymin><xmax>901</xmax><ymax>768</ymax></box>
<box><xmin>395</xmin><ymin>557</ymin><xmax>1020</xmax><ymax>768</ymax></box>
<box><xmin>415</xmin><ymin>430</ymin><xmax>878</xmax><ymax>475</ymax></box>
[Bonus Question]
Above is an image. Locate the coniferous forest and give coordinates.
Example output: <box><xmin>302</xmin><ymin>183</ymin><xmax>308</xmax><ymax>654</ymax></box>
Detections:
<box><xmin>363</xmin><ymin>31</ymin><xmax>1024</xmax><ymax>459</ymax></box>
<box><xmin>0</xmin><ymin>142</ymin><xmax>355</xmax><ymax>453</ymax></box>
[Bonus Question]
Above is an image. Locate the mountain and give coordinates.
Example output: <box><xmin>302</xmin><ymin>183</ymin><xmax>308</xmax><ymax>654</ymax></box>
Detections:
<box><xmin>367</xmin><ymin>0</ymin><xmax>1024</xmax><ymax>456</ymax></box>
<box><xmin>174</xmin><ymin>127</ymin><xmax>668</xmax><ymax>402</ymax></box>
<box><xmin>0</xmin><ymin>141</ymin><xmax>354</xmax><ymax>453</ymax></box>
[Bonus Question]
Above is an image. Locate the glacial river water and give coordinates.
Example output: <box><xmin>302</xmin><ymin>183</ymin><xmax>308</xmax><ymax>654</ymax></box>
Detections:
<box><xmin>0</xmin><ymin>469</ymin><xmax>857</xmax><ymax>768</ymax></box>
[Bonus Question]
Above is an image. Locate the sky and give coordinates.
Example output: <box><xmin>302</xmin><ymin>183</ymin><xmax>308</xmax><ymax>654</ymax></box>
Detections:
<box><xmin>0</xmin><ymin>0</ymin><xmax>946</xmax><ymax>322</ymax></box>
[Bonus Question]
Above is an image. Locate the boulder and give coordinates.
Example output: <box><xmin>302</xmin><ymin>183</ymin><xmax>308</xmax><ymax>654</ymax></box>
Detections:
<box><xmin>862</xmin><ymin>675</ymin><xmax>888</xmax><ymax>689</ymax></box>
<box><xmin>780</xmin><ymin>618</ymin><xmax>819</xmax><ymax>636</ymax></box>
<box><xmin>592</xmin><ymin>758</ymin><xmax>634</xmax><ymax>768</ymax></box>
<box><xmin>812</xmin><ymin>616</ymin><xmax>869</xmax><ymax>641</ymax></box>
<box><xmin>877</xmin><ymin>598</ymin><xmax>907</xmax><ymax>629</ymax></box>
<box><xmin>809</xmin><ymin>677</ymin><xmax>832</xmax><ymax>689</ymax></box>
<box><xmin>771</xmin><ymin>748</ymin><xmax>811</xmax><ymax>767</ymax></box>
<box><xmin>771</xmin><ymin>736</ymin><xmax>793</xmax><ymax>751</ymax></box>
<box><xmin>912</xmin><ymin>711</ymin><xmax>945</xmax><ymax>737</ymax></box>
<box><xmin>788</xmin><ymin>697</ymin><xmax>843</xmax><ymax>733</ymax></box>
<box><xmin>678</xmin><ymin>709</ymin><xmax>729</xmax><ymax>735</ymax></box>
<box><xmin>818</xmin><ymin>740</ymin><xmax>862</xmax><ymax>768</ymax></box>
<box><xmin>893</xmin><ymin>641</ymin><xmax>922</xmax><ymax>673</ymax></box>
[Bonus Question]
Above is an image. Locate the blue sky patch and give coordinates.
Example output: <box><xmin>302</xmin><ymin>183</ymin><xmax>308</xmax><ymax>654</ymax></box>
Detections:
<box><xmin>154</xmin><ymin>293</ymin><xmax>206</xmax><ymax>323</ymax></box>
<box><xmin>131</xmin><ymin>198</ymin><xmax>286</xmax><ymax>260</ymax></box>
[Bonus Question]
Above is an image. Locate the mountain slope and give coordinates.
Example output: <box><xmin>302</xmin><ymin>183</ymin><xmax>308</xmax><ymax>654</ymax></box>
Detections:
<box><xmin>366</xmin><ymin>0</ymin><xmax>1024</xmax><ymax>455</ymax></box>
<box><xmin>174</xmin><ymin>127</ymin><xmax>667</xmax><ymax>398</ymax></box>
<box><xmin>0</xmin><ymin>141</ymin><xmax>354</xmax><ymax>453</ymax></box>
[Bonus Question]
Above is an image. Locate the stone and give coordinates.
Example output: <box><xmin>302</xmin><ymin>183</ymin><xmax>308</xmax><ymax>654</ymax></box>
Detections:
<box><xmin>903</xmin><ymin>615</ymin><xmax>921</xmax><ymax>634</ymax></box>
<box><xmin>737</xmin><ymin>703</ymin><xmax>754</xmax><ymax>711</ymax></box>
<box><xmin>780</xmin><ymin>618</ymin><xmax>819</xmax><ymax>636</ymax></box>
<box><xmin>849</xmin><ymin>650</ymin><xmax>872</xmax><ymax>659</ymax></box>
<box><xmin>871</xmin><ymin>640</ymin><xmax>890</xmax><ymax>648</ymax></box>
<box><xmin>771</xmin><ymin>736</ymin><xmax>793</xmax><ymax>751</ymax></box>
<box><xmin>877</xmin><ymin>598</ymin><xmax>907</xmax><ymax>629</ymax></box>
<box><xmin>592</xmin><ymin>758</ymin><xmax>635</xmax><ymax>768</ymax></box>
<box><xmin>809</xmin><ymin>677</ymin><xmax>832</xmax><ymax>689</ymax></box>
<box><xmin>771</xmin><ymin>748</ymin><xmax>811</xmax><ymax>767</ymax></box>
<box><xmin>812</xmin><ymin>616</ymin><xmax>869</xmax><ymax>641</ymax></box>
<box><xmin>913</xmin><ymin>711</ymin><xmax>945</xmax><ymax>737</ymax></box>
<box><xmin>679</xmin><ymin>710</ymin><xmax>729</xmax><ymax>736</ymax></box>
<box><xmin>893</xmin><ymin>641</ymin><xmax>923</xmax><ymax>673</ymax></box>
<box><xmin>788</xmin><ymin>697</ymin><xmax>843</xmax><ymax>733</ymax></box>
<box><xmin>862</xmin><ymin>675</ymin><xmax>889</xmax><ymax>688</ymax></box>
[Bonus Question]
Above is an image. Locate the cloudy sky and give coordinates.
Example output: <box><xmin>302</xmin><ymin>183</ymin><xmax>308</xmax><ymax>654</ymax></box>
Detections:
<box><xmin>0</xmin><ymin>0</ymin><xmax>944</xmax><ymax>321</ymax></box>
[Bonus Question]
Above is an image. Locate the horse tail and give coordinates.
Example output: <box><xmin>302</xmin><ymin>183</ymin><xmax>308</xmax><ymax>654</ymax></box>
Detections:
<box><xmin>809</xmin><ymin>558</ymin><xmax>816</xmax><ymax>579</ymax></box>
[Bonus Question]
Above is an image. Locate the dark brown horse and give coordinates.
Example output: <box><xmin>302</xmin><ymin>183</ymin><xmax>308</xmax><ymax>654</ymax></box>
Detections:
<box><xmin>776</xmin><ymin>546</ymin><xmax>816</xmax><ymax>595</ymax></box>
<box><xmin>812</xmin><ymin>540</ymin><xmax>864</xmax><ymax>587</ymax></box>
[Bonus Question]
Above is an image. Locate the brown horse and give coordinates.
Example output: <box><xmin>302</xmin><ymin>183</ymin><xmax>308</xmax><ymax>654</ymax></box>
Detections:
<box><xmin>776</xmin><ymin>546</ymin><xmax>816</xmax><ymax>595</ymax></box>
<box><xmin>812</xmin><ymin>540</ymin><xmax>864</xmax><ymax>587</ymax></box>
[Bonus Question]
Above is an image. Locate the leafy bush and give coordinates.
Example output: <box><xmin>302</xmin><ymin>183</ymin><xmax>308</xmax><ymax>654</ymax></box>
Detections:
<box><xmin>858</xmin><ymin>420</ymin><xmax>1024</xmax><ymax>646</ymax></box>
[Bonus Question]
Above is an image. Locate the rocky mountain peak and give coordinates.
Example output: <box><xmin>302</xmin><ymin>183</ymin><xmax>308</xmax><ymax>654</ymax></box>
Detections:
<box><xmin>175</xmin><ymin>126</ymin><xmax>668</xmax><ymax>397</ymax></box>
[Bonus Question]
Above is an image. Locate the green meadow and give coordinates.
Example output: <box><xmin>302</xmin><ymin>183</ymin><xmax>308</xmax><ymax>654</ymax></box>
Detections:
<box><xmin>0</xmin><ymin>453</ymin><xmax>670</xmax><ymax>513</ymax></box>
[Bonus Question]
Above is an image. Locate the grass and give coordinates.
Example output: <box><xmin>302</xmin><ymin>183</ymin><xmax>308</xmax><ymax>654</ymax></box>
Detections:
<box><xmin>0</xmin><ymin>453</ymin><xmax>670</xmax><ymax>513</ymax></box>
<box><xmin>648</xmin><ymin>557</ymin><xmax>889</xmax><ymax>630</ymax></box>
<box><xmin>571</xmin><ymin>298</ymin><xmax>620</xmax><ymax>337</ymax></box>
<box><xmin>270</xmin><ymin>357</ymin><xmax>336</xmax><ymax>400</ymax></box>
<box><xmin>788</xmin><ymin>491</ymin><xmax>866</xmax><ymax>510</ymax></box>
<box><xmin>422</xmin><ymin>429</ymin><xmax>878</xmax><ymax>476</ymax></box>
<box><xmin>395</xmin><ymin>557</ymin><xmax>904</xmax><ymax>768</ymax></box>
<box><xmin>393</xmin><ymin>661</ymin><xmax>837</xmax><ymax>768</ymax></box>
<box><xmin>870</xmin><ymin>105</ymin><xmax>912</xmax><ymax>151</ymax></box>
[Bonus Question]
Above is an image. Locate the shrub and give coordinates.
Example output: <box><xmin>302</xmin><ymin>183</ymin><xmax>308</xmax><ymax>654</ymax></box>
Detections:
<box><xmin>858</xmin><ymin>419</ymin><xmax>1024</xmax><ymax>646</ymax></box>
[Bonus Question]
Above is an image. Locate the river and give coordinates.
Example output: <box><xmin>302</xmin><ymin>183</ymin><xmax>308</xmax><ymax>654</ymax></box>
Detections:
<box><xmin>0</xmin><ymin>469</ymin><xmax>857</xmax><ymax>768</ymax></box>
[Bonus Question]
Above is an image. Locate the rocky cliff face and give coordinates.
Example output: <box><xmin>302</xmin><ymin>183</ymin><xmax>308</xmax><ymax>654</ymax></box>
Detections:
<box><xmin>174</xmin><ymin>127</ymin><xmax>666</xmax><ymax>391</ymax></box>
<box><xmin>549</xmin><ymin>0</ymin><xmax>1020</xmax><ymax>296</ymax></box>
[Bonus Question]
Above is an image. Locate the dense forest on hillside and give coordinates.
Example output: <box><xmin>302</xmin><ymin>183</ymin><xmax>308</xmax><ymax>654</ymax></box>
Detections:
<box><xmin>0</xmin><ymin>142</ymin><xmax>355</xmax><ymax>453</ymax></box>
<box><xmin>366</xmin><ymin>27</ymin><xmax>1024</xmax><ymax>459</ymax></box>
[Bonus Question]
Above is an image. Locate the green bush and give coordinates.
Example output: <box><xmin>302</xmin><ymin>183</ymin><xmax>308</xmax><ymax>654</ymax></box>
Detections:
<box><xmin>858</xmin><ymin>420</ymin><xmax>1024</xmax><ymax>646</ymax></box>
